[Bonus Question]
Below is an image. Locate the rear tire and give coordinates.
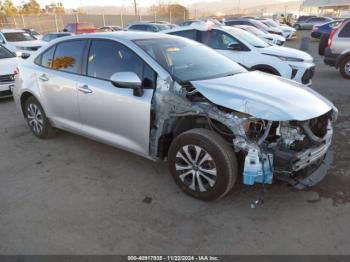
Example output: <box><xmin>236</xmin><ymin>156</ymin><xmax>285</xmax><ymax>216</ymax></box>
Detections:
<box><xmin>339</xmin><ymin>56</ymin><xmax>350</xmax><ymax>79</ymax></box>
<box><xmin>318</xmin><ymin>33</ymin><xmax>329</xmax><ymax>56</ymax></box>
<box><xmin>294</xmin><ymin>24</ymin><xmax>301</xmax><ymax>30</ymax></box>
<box><xmin>24</xmin><ymin>96</ymin><xmax>57</xmax><ymax>138</ymax></box>
<box><xmin>168</xmin><ymin>128</ymin><xmax>238</xmax><ymax>201</ymax></box>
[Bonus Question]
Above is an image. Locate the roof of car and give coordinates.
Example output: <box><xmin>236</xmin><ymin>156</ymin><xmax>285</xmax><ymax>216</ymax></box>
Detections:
<box><xmin>0</xmin><ymin>29</ymin><xmax>25</xmax><ymax>33</ymax></box>
<box><xmin>62</xmin><ymin>31</ymin><xmax>176</xmax><ymax>41</ymax></box>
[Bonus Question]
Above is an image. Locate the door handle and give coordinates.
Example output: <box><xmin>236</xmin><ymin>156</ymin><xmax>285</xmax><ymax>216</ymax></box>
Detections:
<box><xmin>39</xmin><ymin>74</ymin><xmax>49</xmax><ymax>82</ymax></box>
<box><xmin>78</xmin><ymin>84</ymin><xmax>93</xmax><ymax>94</ymax></box>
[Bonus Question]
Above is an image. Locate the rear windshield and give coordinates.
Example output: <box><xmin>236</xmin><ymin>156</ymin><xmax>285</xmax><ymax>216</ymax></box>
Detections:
<box><xmin>0</xmin><ymin>44</ymin><xmax>15</xmax><ymax>59</ymax></box>
<box><xmin>3</xmin><ymin>32</ymin><xmax>36</xmax><ymax>42</ymax></box>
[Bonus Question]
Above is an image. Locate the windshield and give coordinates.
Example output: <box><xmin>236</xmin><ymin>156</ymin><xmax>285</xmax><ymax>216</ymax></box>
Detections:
<box><xmin>245</xmin><ymin>26</ymin><xmax>265</xmax><ymax>36</ymax></box>
<box><xmin>0</xmin><ymin>44</ymin><xmax>15</xmax><ymax>59</ymax></box>
<box><xmin>227</xmin><ymin>28</ymin><xmax>270</xmax><ymax>48</ymax></box>
<box><xmin>3</xmin><ymin>32</ymin><xmax>36</xmax><ymax>42</ymax></box>
<box><xmin>134</xmin><ymin>37</ymin><xmax>246</xmax><ymax>82</ymax></box>
<box><xmin>264</xmin><ymin>20</ymin><xmax>279</xmax><ymax>28</ymax></box>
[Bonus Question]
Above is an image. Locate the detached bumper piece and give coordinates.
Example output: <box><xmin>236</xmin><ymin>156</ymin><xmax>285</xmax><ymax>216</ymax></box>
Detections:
<box><xmin>275</xmin><ymin>150</ymin><xmax>333</xmax><ymax>190</ymax></box>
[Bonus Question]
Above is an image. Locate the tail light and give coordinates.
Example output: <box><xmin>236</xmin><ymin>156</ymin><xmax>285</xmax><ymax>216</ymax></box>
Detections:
<box><xmin>328</xmin><ymin>22</ymin><xmax>343</xmax><ymax>48</ymax></box>
<box><xmin>13</xmin><ymin>67</ymin><xmax>19</xmax><ymax>76</ymax></box>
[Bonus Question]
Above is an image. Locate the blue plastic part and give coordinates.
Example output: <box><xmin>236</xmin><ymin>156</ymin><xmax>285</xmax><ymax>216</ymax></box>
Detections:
<box><xmin>243</xmin><ymin>150</ymin><xmax>273</xmax><ymax>185</ymax></box>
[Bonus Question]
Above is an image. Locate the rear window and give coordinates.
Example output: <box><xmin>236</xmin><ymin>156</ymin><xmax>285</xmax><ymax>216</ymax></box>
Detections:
<box><xmin>3</xmin><ymin>32</ymin><xmax>36</xmax><ymax>42</ymax></box>
<box><xmin>339</xmin><ymin>22</ymin><xmax>350</xmax><ymax>37</ymax></box>
<box><xmin>51</xmin><ymin>40</ymin><xmax>87</xmax><ymax>74</ymax></box>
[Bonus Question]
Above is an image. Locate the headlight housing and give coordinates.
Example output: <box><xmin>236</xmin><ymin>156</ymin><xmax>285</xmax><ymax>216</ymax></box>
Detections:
<box><xmin>263</xmin><ymin>53</ymin><xmax>304</xmax><ymax>62</ymax></box>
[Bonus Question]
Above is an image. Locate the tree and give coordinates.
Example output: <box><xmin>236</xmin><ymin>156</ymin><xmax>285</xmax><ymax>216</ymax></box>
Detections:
<box><xmin>44</xmin><ymin>2</ymin><xmax>65</xmax><ymax>15</ymax></box>
<box><xmin>3</xmin><ymin>0</ymin><xmax>18</xmax><ymax>16</ymax></box>
<box><xmin>150</xmin><ymin>2</ymin><xmax>189</xmax><ymax>21</ymax></box>
<box><xmin>20</xmin><ymin>0</ymin><xmax>41</xmax><ymax>15</ymax></box>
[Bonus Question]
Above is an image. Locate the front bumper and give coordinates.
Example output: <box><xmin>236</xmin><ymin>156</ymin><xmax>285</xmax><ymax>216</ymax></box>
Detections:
<box><xmin>0</xmin><ymin>82</ymin><xmax>14</xmax><ymax>98</ymax></box>
<box><xmin>324</xmin><ymin>48</ymin><xmax>339</xmax><ymax>68</ymax></box>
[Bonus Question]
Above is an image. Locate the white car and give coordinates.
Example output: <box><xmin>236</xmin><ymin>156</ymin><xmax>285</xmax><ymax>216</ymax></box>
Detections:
<box><xmin>164</xmin><ymin>24</ymin><xmax>315</xmax><ymax>85</ymax></box>
<box><xmin>0</xmin><ymin>44</ymin><xmax>19</xmax><ymax>98</ymax></box>
<box><xmin>234</xmin><ymin>25</ymin><xmax>286</xmax><ymax>46</ymax></box>
<box><xmin>0</xmin><ymin>29</ymin><xmax>45</xmax><ymax>56</ymax></box>
<box><xmin>259</xmin><ymin>19</ymin><xmax>296</xmax><ymax>40</ymax></box>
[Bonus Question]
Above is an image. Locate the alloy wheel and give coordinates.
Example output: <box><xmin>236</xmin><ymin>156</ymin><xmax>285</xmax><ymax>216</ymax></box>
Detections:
<box><xmin>27</xmin><ymin>103</ymin><xmax>44</xmax><ymax>135</ymax></box>
<box><xmin>175</xmin><ymin>145</ymin><xmax>217</xmax><ymax>192</ymax></box>
<box><xmin>345</xmin><ymin>61</ymin><xmax>350</xmax><ymax>76</ymax></box>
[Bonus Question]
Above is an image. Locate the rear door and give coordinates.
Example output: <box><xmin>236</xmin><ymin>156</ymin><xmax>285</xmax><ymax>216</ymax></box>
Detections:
<box><xmin>77</xmin><ymin>39</ymin><xmax>156</xmax><ymax>156</ymax></box>
<box><xmin>35</xmin><ymin>39</ymin><xmax>88</xmax><ymax>131</ymax></box>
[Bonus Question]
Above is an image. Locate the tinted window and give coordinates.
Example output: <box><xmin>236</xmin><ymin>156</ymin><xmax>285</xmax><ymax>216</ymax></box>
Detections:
<box><xmin>3</xmin><ymin>32</ymin><xmax>36</xmax><ymax>42</ymax></box>
<box><xmin>87</xmin><ymin>40</ymin><xmax>156</xmax><ymax>88</ymax></box>
<box><xmin>200</xmin><ymin>30</ymin><xmax>240</xmax><ymax>49</ymax></box>
<box><xmin>339</xmin><ymin>22</ymin><xmax>350</xmax><ymax>37</ymax></box>
<box><xmin>52</xmin><ymin>40</ymin><xmax>86</xmax><ymax>74</ymax></box>
<box><xmin>129</xmin><ymin>25</ymin><xmax>147</xmax><ymax>31</ymax></box>
<box><xmin>170</xmin><ymin>30</ymin><xmax>198</xmax><ymax>41</ymax></box>
<box><xmin>226</xmin><ymin>21</ymin><xmax>241</xmax><ymax>26</ymax></box>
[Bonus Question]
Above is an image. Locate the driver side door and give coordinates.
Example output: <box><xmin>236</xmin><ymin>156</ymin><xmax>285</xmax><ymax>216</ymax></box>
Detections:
<box><xmin>77</xmin><ymin>39</ymin><xmax>156</xmax><ymax>157</ymax></box>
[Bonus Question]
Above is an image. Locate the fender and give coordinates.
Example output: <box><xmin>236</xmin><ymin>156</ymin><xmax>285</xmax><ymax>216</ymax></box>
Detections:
<box><xmin>250</xmin><ymin>64</ymin><xmax>281</xmax><ymax>76</ymax></box>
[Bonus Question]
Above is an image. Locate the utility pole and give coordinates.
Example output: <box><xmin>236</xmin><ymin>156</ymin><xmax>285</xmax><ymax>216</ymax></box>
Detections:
<box><xmin>133</xmin><ymin>0</ymin><xmax>138</xmax><ymax>16</ymax></box>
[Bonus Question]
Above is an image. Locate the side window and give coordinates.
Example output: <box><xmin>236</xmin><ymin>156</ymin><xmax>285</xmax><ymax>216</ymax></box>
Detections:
<box><xmin>339</xmin><ymin>22</ymin><xmax>350</xmax><ymax>38</ymax></box>
<box><xmin>35</xmin><ymin>45</ymin><xmax>56</xmax><ymax>68</ymax></box>
<box><xmin>147</xmin><ymin>25</ymin><xmax>158</xmax><ymax>32</ymax></box>
<box><xmin>170</xmin><ymin>30</ymin><xmax>198</xmax><ymax>41</ymax></box>
<box><xmin>0</xmin><ymin>34</ymin><xmax>5</xmax><ymax>43</ymax></box>
<box><xmin>52</xmin><ymin>40</ymin><xmax>87</xmax><ymax>74</ymax></box>
<box><xmin>130</xmin><ymin>25</ymin><xmax>146</xmax><ymax>31</ymax></box>
<box><xmin>87</xmin><ymin>40</ymin><xmax>156</xmax><ymax>88</ymax></box>
<box><xmin>200</xmin><ymin>30</ymin><xmax>239</xmax><ymax>50</ymax></box>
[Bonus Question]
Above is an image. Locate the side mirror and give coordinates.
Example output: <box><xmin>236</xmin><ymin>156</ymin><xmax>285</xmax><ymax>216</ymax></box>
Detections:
<box><xmin>228</xmin><ymin>43</ymin><xmax>242</xmax><ymax>51</ymax></box>
<box><xmin>62</xmin><ymin>29</ymin><xmax>68</xmax><ymax>32</ymax></box>
<box><xmin>16</xmin><ymin>51</ymin><xmax>30</xmax><ymax>59</ymax></box>
<box><xmin>110</xmin><ymin>72</ymin><xmax>143</xmax><ymax>97</ymax></box>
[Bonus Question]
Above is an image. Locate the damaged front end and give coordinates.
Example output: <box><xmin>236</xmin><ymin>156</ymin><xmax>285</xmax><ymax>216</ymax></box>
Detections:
<box><xmin>150</xmin><ymin>71</ymin><xmax>338</xmax><ymax>190</ymax></box>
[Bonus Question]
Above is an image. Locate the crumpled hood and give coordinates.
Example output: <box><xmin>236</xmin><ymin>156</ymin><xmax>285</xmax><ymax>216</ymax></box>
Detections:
<box><xmin>191</xmin><ymin>71</ymin><xmax>336</xmax><ymax>121</ymax></box>
<box><xmin>261</xmin><ymin>45</ymin><xmax>313</xmax><ymax>62</ymax></box>
<box><xmin>0</xmin><ymin>58</ymin><xmax>18</xmax><ymax>75</ymax></box>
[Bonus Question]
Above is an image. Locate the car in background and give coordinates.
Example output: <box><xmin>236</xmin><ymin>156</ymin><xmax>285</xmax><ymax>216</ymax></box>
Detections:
<box><xmin>164</xmin><ymin>23</ymin><xmax>315</xmax><ymax>85</ymax></box>
<box><xmin>127</xmin><ymin>22</ymin><xmax>170</xmax><ymax>32</ymax></box>
<box><xmin>225</xmin><ymin>18</ymin><xmax>284</xmax><ymax>36</ymax></box>
<box><xmin>0</xmin><ymin>44</ymin><xmax>18</xmax><ymax>98</ymax></box>
<box><xmin>258</xmin><ymin>18</ymin><xmax>296</xmax><ymax>40</ymax></box>
<box><xmin>0</xmin><ymin>29</ymin><xmax>45</xmax><ymax>55</ymax></box>
<box><xmin>150</xmin><ymin>21</ymin><xmax>178</xmax><ymax>28</ymax></box>
<box><xmin>42</xmin><ymin>32</ymin><xmax>74</xmax><ymax>42</ymax></box>
<box><xmin>324</xmin><ymin>19</ymin><xmax>350</xmax><ymax>79</ymax></box>
<box><xmin>179</xmin><ymin>20</ymin><xmax>202</xmax><ymax>26</ymax></box>
<box><xmin>22</xmin><ymin>28</ymin><xmax>42</xmax><ymax>40</ymax></box>
<box><xmin>63</xmin><ymin>22</ymin><xmax>97</xmax><ymax>34</ymax></box>
<box><xmin>311</xmin><ymin>19</ymin><xmax>344</xmax><ymax>39</ymax></box>
<box><xmin>294</xmin><ymin>16</ymin><xmax>333</xmax><ymax>30</ymax></box>
<box><xmin>235</xmin><ymin>25</ymin><xmax>286</xmax><ymax>46</ymax></box>
<box><xmin>13</xmin><ymin>32</ymin><xmax>337</xmax><ymax>200</ymax></box>
<box><xmin>98</xmin><ymin>26</ymin><xmax>123</xmax><ymax>32</ymax></box>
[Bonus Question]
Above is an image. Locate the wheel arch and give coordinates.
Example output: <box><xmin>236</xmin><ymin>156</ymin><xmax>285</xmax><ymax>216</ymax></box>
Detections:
<box><xmin>250</xmin><ymin>64</ymin><xmax>281</xmax><ymax>76</ymax></box>
<box><xmin>336</xmin><ymin>52</ymin><xmax>350</xmax><ymax>69</ymax></box>
<box><xmin>156</xmin><ymin>115</ymin><xmax>234</xmax><ymax>160</ymax></box>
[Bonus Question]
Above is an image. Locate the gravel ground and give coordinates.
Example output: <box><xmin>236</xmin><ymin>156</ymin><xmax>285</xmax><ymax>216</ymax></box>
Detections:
<box><xmin>0</xmin><ymin>31</ymin><xmax>349</xmax><ymax>255</ymax></box>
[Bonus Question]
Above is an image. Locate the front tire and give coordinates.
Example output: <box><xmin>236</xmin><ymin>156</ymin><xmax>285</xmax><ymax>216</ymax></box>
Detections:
<box><xmin>168</xmin><ymin>129</ymin><xmax>238</xmax><ymax>201</ymax></box>
<box><xmin>339</xmin><ymin>56</ymin><xmax>350</xmax><ymax>79</ymax></box>
<box><xmin>24</xmin><ymin>96</ymin><xmax>56</xmax><ymax>138</ymax></box>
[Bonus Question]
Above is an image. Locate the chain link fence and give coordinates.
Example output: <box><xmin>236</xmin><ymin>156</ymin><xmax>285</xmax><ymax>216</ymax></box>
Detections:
<box><xmin>0</xmin><ymin>13</ymin><xmax>185</xmax><ymax>33</ymax></box>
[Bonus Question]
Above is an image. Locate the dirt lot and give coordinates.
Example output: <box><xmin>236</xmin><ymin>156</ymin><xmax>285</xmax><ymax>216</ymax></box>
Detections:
<box><xmin>0</xmin><ymin>31</ymin><xmax>349</xmax><ymax>255</ymax></box>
